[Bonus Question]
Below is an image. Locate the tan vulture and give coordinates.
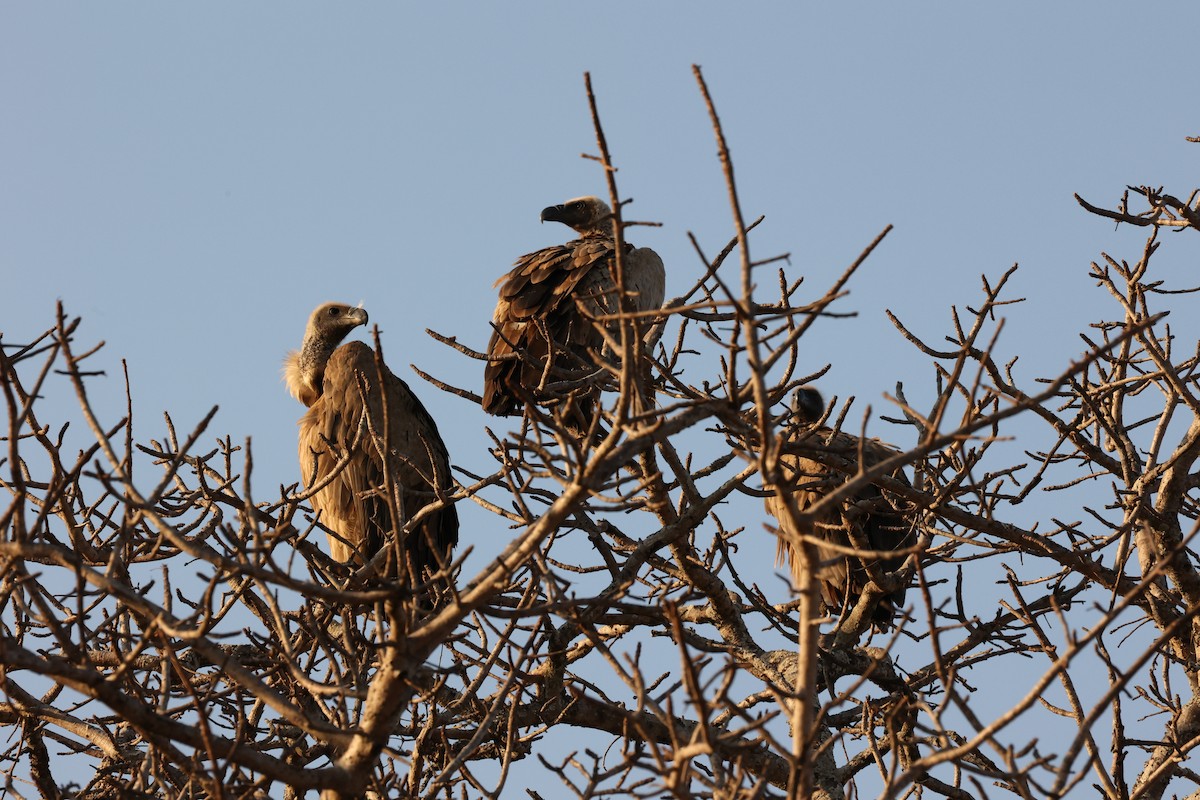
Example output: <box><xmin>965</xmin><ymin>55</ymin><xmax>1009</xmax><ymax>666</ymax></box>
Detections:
<box><xmin>764</xmin><ymin>388</ymin><xmax>914</xmax><ymax>630</ymax></box>
<box><xmin>483</xmin><ymin>195</ymin><xmax>666</xmax><ymax>418</ymax></box>
<box><xmin>285</xmin><ymin>302</ymin><xmax>458</xmax><ymax>586</ymax></box>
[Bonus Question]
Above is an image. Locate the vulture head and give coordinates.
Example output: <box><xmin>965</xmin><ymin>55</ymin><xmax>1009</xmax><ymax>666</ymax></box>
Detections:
<box><xmin>284</xmin><ymin>302</ymin><xmax>369</xmax><ymax>407</ymax></box>
<box><xmin>540</xmin><ymin>196</ymin><xmax>613</xmax><ymax>236</ymax></box>
<box><xmin>791</xmin><ymin>387</ymin><xmax>826</xmax><ymax>425</ymax></box>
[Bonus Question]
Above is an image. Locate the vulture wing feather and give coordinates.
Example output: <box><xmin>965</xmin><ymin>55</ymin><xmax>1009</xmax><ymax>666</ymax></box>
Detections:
<box><xmin>300</xmin><ymin>341</ymin><xmax>458</xmax><ymax>580</ymax></box>
<box><xmin>766</xmin><ymin>429</ymin><xmax>914</xmax><ymax>630</ymax></box>
<box><xmin>484</xmin><ymin>239</ymin><xmax>621</xmax><ymax>415</ymax></box>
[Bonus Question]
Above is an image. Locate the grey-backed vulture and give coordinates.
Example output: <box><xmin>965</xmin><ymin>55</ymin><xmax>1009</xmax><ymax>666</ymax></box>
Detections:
<box><xmin>483</xmin><ymin>195</ymin><xmax>665</xmax><ymax>418</ymax></box>
<box><xmin>764</xmin><ymin>388</ymin><xmax>914</xmax><ymax>630</ymax></box>
<box><xmin>285</xmin><ymin>302</ymin><xmax>458</xmax><ymax>585</ymax></box>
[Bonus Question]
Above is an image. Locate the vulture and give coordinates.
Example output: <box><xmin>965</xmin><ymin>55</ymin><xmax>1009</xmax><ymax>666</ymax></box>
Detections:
<box><xmin>764</xmin><ymin>388</ymin><xmax>915</xmax><ymax>630</ymax></box>
<box><xmin>285</xmin><ymin>302</ymin><xmax>459</xmax><ymax>586</ymax></box>
<box><xmin>483</xmin><ymin>195</ymin><xmax>666</xmax><ymax>418</ymax></box>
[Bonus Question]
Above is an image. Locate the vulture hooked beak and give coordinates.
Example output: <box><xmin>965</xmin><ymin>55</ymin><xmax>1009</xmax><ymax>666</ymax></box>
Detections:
<box><xmin>540</xmin><ymin>204</ymin><xmax>566</xmax><ymax>224</ymax></box>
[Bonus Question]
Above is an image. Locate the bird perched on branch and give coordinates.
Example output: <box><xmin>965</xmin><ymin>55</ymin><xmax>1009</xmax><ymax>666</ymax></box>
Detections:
<box><xmin>483</xmin><ymin>195</ymin><xmax>665</xmax><ymax>420</ymax></box>
<box><xmin>764</xmin><ymin>388</ymin><xmax>915</xmax><ymax>631</ymax></box>
<box><xmin>285</xmin><ymin>302</ymin><xmax>458</xmax><ymax>586</ymax></box>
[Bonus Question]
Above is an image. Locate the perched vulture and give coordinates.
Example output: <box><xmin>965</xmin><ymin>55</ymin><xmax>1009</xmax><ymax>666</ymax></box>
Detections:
<box><xmin>764</xmin><ymin>388</ymin><xmax>914</xmax><ymax>630</ymax></box>
<box><xmin>285</xmin><ymin>302</ymin><xmax>458</xmax><ymax>585</ymax></box>
<box><xmin>483</xmin><ymin>195</ymin><xmax>666</xmax><ymax>418</ymax></box>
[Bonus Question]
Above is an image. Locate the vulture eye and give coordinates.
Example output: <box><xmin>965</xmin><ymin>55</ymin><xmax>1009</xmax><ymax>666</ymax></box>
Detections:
<box><xmin>571</xmin><ymin>201</ymin><xmax>584</xmax><ymax>211</ymax></box>
<box><xmin>327</xmin><ymin>307</ymin><xmax>341</xmax><ymax>317</ymax></box>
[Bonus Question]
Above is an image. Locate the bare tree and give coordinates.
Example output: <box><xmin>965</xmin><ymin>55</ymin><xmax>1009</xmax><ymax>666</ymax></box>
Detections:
<box><xmin>2</xmin><ymin>68</ymin><xmax>1199</xmax><ymax>800</ymax></box>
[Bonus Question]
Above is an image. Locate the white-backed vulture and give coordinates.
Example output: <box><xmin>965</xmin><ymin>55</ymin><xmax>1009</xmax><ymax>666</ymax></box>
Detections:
<box><xmin>285</xmin><ymin>302</ymin><xmax>458</xmax><ymax>585</ymax></box>
<box><xmin>764</xmin><ymin>388</ymin><xmax>914</xmax><ymax>630</ymax></box>
<box><xmin>483</xmin><ymin>195</ymin><xmax>666</xmax><ymax>418</ymax></box>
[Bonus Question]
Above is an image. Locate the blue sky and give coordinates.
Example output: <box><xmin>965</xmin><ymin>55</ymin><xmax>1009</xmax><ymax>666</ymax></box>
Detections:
<box><xmin>4</xmin><ymin>3</ymin><xmax>1198</xmax><ymax>578</ymax></box>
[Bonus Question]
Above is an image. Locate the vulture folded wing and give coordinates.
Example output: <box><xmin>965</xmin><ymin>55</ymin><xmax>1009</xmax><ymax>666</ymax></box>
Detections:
<box><xmin>767</xmin><ymin>432</ymin><xmax>914</xmax><ymax>629</ymax></box>
<box><xmin>300</xmin><ymin>341</ymin><xmax>458</xmax><ymax>580</ymax></box>
<box><xmin>484</xmin><ymin>239</ymin><xmax>621</xmax><ymax>415</ymax></box>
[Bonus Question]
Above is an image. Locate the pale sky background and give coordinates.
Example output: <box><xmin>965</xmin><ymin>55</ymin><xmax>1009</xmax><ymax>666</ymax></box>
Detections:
<box><xmin>3</xmin><ymin>4</ymin><xmax>1199</xmax><ymax>793</ymax></box>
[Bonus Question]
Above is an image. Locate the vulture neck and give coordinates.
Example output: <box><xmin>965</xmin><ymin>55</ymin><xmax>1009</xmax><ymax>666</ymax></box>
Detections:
<box><xmin>285</xmin><ymin>335</ymin><xmax>342</xmax><ymax>408</ymax></box>
<box><xmin>577</xmin><ymin>223</ymin><xmax>612</xmax><ymax>240</ymax></box>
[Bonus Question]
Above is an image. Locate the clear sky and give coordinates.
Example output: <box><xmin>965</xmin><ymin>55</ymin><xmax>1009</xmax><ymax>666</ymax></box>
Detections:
<box><xmin>3</xmin><ymin>6</ymin><xmax>1199</xmax><ymax>789</ymax></box>
<box><xmin>5</xmin><ymin>0</ymin><xmax>1199</xmax><ymax>600</ymax></box>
